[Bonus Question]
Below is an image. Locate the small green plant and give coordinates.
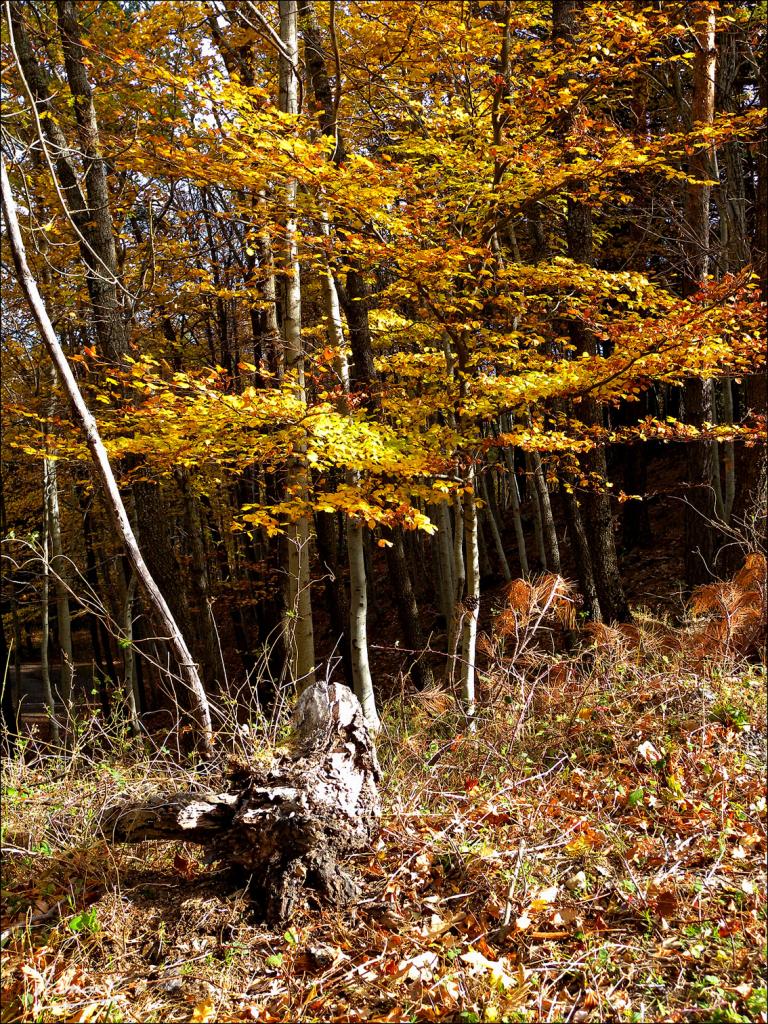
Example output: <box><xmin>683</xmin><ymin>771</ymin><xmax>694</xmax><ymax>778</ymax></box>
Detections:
<box><xmin>711</xmin><ymin>702</ymin><xmax>750</xmax><ymax>730</ymax></box>
<box><xmin>68</xmin><ymin>907</ymin><xmax>100</xmax><ymax>934</ymax></box>
<box><xmin>745</xmin><ymin>989</ymin><xmax>767</xmax><ymax>1018</ymax></box>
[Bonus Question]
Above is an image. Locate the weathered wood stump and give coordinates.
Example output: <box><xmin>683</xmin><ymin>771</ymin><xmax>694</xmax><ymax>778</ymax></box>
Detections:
<box><xmin>101</xmin><ymin>683</ymin><xmax>380</xmax><ymax>924</ymax></box>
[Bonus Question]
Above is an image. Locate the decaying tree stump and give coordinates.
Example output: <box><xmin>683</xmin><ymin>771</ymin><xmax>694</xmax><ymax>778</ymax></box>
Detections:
<box><xmin>101</xmin><ymin>683</ymin><xmax>380</xmax><ymax>924</ymax></box>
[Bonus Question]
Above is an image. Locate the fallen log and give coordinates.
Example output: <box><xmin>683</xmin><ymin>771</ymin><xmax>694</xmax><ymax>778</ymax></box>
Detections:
<box><xmin>101</xmin><ymin>683</ymin><xmax>380</xmax><ymax>925</ymax></box>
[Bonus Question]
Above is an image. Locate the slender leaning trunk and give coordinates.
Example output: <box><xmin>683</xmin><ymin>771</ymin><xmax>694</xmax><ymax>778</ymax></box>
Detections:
<box><xmin>1</xmin><ymin>157</ymin><xmax>214</xmax><ymax>756</ymax></box>
<box><xmin>347</xmin><ymin>520</ymin><xmax>379</xmax><ymax>729</ymax></box>
<box><xmin>447</xmin><ymin>492</ymin><xmax>466</xmax><ymax>681</ymax></box>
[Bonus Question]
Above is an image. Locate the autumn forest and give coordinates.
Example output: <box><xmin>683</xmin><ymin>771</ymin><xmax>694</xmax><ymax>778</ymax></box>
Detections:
<box><xmin>0</xmin><ymin>1</ymin><xmax>766</xmax><ymax>1022</ymax></box>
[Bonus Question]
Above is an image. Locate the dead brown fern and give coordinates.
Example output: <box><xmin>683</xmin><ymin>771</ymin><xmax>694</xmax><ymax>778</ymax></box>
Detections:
<box><xmin>494</xmin><ymin>573</ymin><xmax>577</xmax><ymax>644</ymax></box>
<box><xmin>689</xmin><ymin>552</ymin><xmax>767</xmax><ymax>660</ymax></box>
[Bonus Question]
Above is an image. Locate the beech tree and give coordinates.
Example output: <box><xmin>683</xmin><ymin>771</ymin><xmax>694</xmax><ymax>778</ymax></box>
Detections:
<box><xmin>1</xmin><ymin>0</ymin><xmax>764</xmax><ymax>742</ymax></box>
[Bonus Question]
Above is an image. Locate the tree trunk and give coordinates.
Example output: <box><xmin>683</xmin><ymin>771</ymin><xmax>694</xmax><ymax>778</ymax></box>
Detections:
<box><xmin>12</xmin><ymin>2</ymin><xmax>211</xmax><ymax>718</ymax></box>
<box><xmin>435</xmin><ymin>500</ymin><xmax>456</xmax><ymax>622</ymax></box>
<box><xmin>683</xmin><ymin>2</ymin><xmax>719</xmax><ymax>587</ymax></box>
<box><xmin>120</xmin><ymin>571</ymin><xmax>141</xmax><ymax>736</ymax></box>
<box><xmin>730</xmin><ymin>29</ymin><xmax>767</xmax><ymax>538</ymax></box>
<box><xmin>178</xmin><ymin>471</ymin><xmax>222</xmax><ymax>691</ymax></box>
<box><xmin>525</xmin><ymin>452</ymin><xmax>548</xmax><ymax>570</ymax></box>
<box><xmin>447</xmin><ymin>493</ymin><xmax>466</xmax><ymax>677</ymax></box>
<box><xmin>77</xmin><ymin>483</ymin><xmax>119</xmax><ymax>700</ymax></box>
<box><xmin>386</xmin><ymin>530</ymin><xmax>435</xmax><ymax>691</ymax></box>
<box><xmin>553</xmin><ymin>0</ymin><xmax>630</xmax><ymax>621</ymax></box>
<box><xmin>721</xmin><ymin>380</ymin><xmax>736</xmax><ymax>522</ymax></box>
<box><xmin>480</xmin><ymin>469</ymin><xmax>512</xmax><ymax>582</ymax></box>
<box><xmin>1</xmin><ymin>613</ymin><xmax>17</xmax><ymax>756</ymax></box>
<box><xmin>347</xmin><ymin>520</ymin><xmax>379</xmax><ymax>730</ymax></box>
<box><xmin>8</xmin><ymin>2</ymin><xmax>128</xmax><ymax>361</ymax></box>
<box><xmin>560</xmin><ymin>475</ymin><xmax>602</xmax><ymax>622</ymax></box>
<box><xmin>39</xmin><ymin>488</ymin><xmax>60</xmax><ymax>745</ymax></box>
<box><xmin>44</xmin><ymin>450</ymin><xmax>73</xmax><ymax>711</ymax></box>
<box><xmin>314</xmin><ymin>509</ymin><xmax>353</xmax><ymax>685</ymax></box>
<box><xmin>53</xmin><ymin>0</ymin><xmax>130</xmax><ymax>360</ymax></box>
<box><xmin>497</xmin><ymin>435</ymin><xmax>529</xmax><ymax>577</ymax></box>
<box><xmin>280</xmin><ymin>0</ymin><xmax>315</xmax><ymax>690</ymax></box>
<box><xmin>1</xmin><ymin>156</ymin><xmax>214</xmax><ymax>756</ymax></box>
<box><xmin>459</xmin><ymin>483</ymin><xmax>480</xmax><ymax>725</ymax></box>
<box><xmin>0</xmin><ymin>471</ymin><xmax>21</xmax><ymax>748</ymax></box>
<box><xmin>102</xmin><ymin>682</ymin><xmax>380</xmax><ymax>926</ymax></box>
<box><xmin>531</xmin><ymin>452</ymin><xmax>560</xmax><ymax>573</ymax></box>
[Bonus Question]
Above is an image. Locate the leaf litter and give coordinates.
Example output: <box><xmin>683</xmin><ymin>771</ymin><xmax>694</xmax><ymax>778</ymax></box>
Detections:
<box><xmin>1</xmin><ymin>634</ymin><xmax>766</xmax><ymax>1022</ymax></box>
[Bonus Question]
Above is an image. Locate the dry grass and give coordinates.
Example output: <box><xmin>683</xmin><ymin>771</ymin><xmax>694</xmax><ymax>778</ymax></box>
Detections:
<box><xmin>2</xmin><ymin>576</ymin><xmax>766</xmax><ymax>1022</ymax></box>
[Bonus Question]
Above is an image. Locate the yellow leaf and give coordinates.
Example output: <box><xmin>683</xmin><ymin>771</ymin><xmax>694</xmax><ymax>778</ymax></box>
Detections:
<box><xmin>72</xmin><ymin>1005</ymin><xmax>101</xmax><ymax>1023</ymax></box>
<box><xmin>529</xmin><ymin>885</ymin><xmax>559</xmax><ymax>912</ymax></box>
<box><xmin>190</xmin><ymin>1000</ymin><xmax>216</xmax><ymax>1023</ymax></box>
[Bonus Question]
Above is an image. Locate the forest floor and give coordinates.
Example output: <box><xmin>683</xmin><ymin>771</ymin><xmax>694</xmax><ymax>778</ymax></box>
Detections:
<box><xmin>1</xmin><ymin>612</ymin><xmax>766</xmax><ymax>1024</ymax></box>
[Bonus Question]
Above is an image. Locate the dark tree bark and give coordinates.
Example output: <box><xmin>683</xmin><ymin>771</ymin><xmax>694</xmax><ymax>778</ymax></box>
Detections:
<box><xmin>314</xmin><ymin>509</ymin><xmax>354</xmax><ymax>686</ymax></box>
<box><xmin>729</xmin><ymin>27</ymin><xmax>767</xmax><ymax>540</ymax></box>
<box><xmin>10</xmin><ymin>2</ymin><xmax>214</xmax><ymax>723</ymax></box>
<box><xmin>102</xmin><ymin>683</ymin><xmax>380</xmax><ymax>925</ymax></box>
<box><xmin>386</xmin><ymin>530</ymin><xmax>435</xmax><ymax>690</ymax></box>
<box><xmin>1</xmin><ymin>609</ymin><xmax>17</xmax><ymax>757</ymax></box>
<box><xmin>552</xmin><ymin>0</ymin><xmax>631</xmax><ymax>622</ymax></box>
<box><xmin>9</xmin><ymin>2</ymin><xmax>128</xmax><ymax>362</ymax></box>
<box><xmin>559</xmin><ymin>476</ymin><xmax>602</xmax><ymax>622</ymax></box>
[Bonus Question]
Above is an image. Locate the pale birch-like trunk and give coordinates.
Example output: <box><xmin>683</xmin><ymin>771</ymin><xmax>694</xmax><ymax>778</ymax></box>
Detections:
<box><xmin>280</xmin><ymin>0</ymin><xmax>315</xmax><ymax>690</ymax></box>
<box><xmin>11</xmin><ymin>4</ymin><xmax>214</xmax><ymax>738</ymax></box>
<box><xmin>347</xmin><ymin>521</ymin><xmax>379</xmax><ymax>730</ymax></box>
<box><xmin>318</xmin><ymin>217</ymin><xmax>379</xmax><ymax>728</ymax></box>
<box><xmin>447</xmin><ymin>492</ymin><xmax>466</xmax><ymax>681</ymax></box>
<box><xmin>459</xmin><ymin>483</ymin><xmax>480</xmax><ymax>725</ymax></box>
